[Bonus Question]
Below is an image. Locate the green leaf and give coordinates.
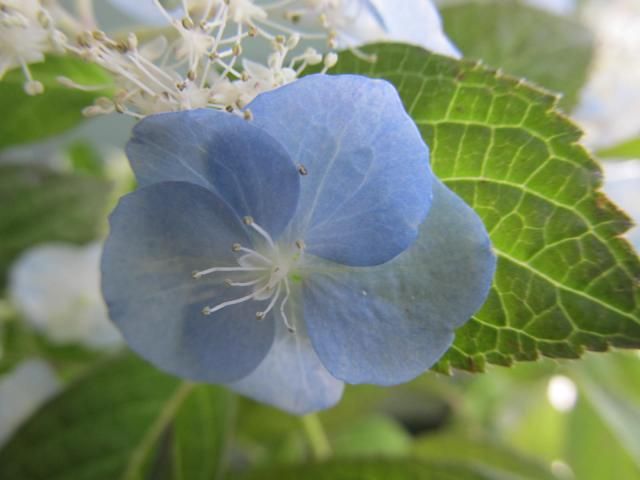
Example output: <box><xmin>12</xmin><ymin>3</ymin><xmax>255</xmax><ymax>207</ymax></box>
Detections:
<box><xmin>170</xmin><ymin>385</ymin><xmax>236</xmax><ymax>480</ymax></box>
<box><xmin>332</xmin><ymin>416</ymin><xmax>411</xmax><ymax>458</ymax></box>
<box><xmin>596</xmin><ymin>137</ymin><xmax>640</xmax><ymax>159</ymax></box>
<box><xmin>324</xmin><ymin>44</ymin><xmax>640</xmax><ymax>372</ymax></box>
<box><xmin>413</xmin><ymin>432</ymin><xmax>558</xmax><ymax>480</ymax></box>
<box><xmin>0</xmin><ymin>314</ymin><xmax>104</xmax><ymax>379</ymax></box>
<box><xmin>440</xmin><ymin>0</ymin><xmax>594</xmax><ymax>109</ymax></box>
<box><xmin>0</xmin><ymin>164</ymin><xmax>112</xmax><ymax>288</ymax></box>
<box><xmin>68</xmin><ymin>141</ymin><xmax>105</xmax><ymax>176</ymax></box>
<box><xmin>0</xmin><ymin>56</ymin><xmax>112</xmax><ymax>149</ymax></box>
<box><xmin>566</xmin><ymin>389</ymin><xmax>640</xmax><ymax>479</ymax></box>
<box><xmin>0</xmin><ymin>354</ymin><xmax>235</xmax><ymax>480</ymax></box>
<box><xmin>234</xmin><ymin>459</ymin><xmax>504</xmax><ymax>480</ymax></box>
<box><xmin>568</xmin><ymin>355</ymin><xmax>640</xmax><ymax>476</ymax></box>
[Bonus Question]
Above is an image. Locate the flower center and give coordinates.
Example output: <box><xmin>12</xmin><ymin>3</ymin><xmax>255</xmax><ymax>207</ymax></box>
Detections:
<box><xmin>191</xmin><ymin>216</ymin><xmax>302</xmax><ymax>332</ymax></box>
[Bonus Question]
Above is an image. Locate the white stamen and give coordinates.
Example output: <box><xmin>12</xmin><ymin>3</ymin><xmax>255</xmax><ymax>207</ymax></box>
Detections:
<box><xmin>280</xmin><ymin>277</ymin><xmax>295</xmax><ymax>332</ymax></box>
<box><xmin>202</xmin><ymin>282</ymin><xmax>270</xmax><ymax>315</ymax></box>
<box><xmin>236</xmin><ymin>245</ymin><xmax>272</xmax><ymax>264</ymax></box>
<box><xmin>256</xmin><ymin>282</ymin><xmax>282</xmax><ymax>320</ymax></box>
<box><xmin>225</xmin><ymin>277</ymin><xmax>266</xmax><ymax>287</ymax></box>
<box><xmin>192</xmin><ymin>265</ymin><xmax>266</xmax><ymax>279</ymax></box>
<box><xmin>248</xmin><ymin>221</ymin><xmax>276</xmax><ymax>249</ymax></box>
<box><xmin>193</xmin><ymin>218</ymin><xmax>300</xmax><ymax>332</ymax></box>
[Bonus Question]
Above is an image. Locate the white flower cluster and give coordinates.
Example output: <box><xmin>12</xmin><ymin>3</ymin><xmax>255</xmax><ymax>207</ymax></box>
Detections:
<box><xmin>1</xmin><ymin>0</ymin><xmax>354</xmax><ymax>117</ymax></box>
<box><xmin>0</xmin><ymin>0</ymin><xmax>65</xmax><ymax>95</ymax></box>
<box><xmin>1</xmin><ymin>0</ymin><xmax>461</xmax><ymax>117</ymax></box>
<box><xmin>73</xmin><ymin>0</ymin><xmax>351</xmax><ymax>118</ymax></box>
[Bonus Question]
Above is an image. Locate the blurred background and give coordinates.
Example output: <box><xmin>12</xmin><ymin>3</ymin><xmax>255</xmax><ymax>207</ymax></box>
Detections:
<box><xmin>0</xmin><ymin>1</ymin><xmax>639</xmax><ymax>479</ymax></box>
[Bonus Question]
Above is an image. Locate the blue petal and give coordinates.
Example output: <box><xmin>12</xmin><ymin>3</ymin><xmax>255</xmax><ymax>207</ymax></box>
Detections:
<box><xmin>302</xmin><ymin>179</ymin><xmax>496</xmax><ymax>384</ymax></box>
<box><xmin>228</xmin><ymin>285</ymin><xmax>344</xmax><ymax>415</ymax></box>
<box><xmin>102</xmin><ymin>181</ymin><xmax>275</xmax><ymax>383</ymax></box>
<box><xmin>248</xmin><ymin>74</ymin><xmax>432</xmax><ymax>267</ymax></box>
<box><xmin>126</xmin><ymin>109</ymin><xmax>300</xmax><ymax>238</ymax></box>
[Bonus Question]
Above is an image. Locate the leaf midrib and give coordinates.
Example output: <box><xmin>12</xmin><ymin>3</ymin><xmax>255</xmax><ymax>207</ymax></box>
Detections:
<box><xmin>121</xmin><ymin>382</ymin><xmax>194</xmax><ymax>480</ymax></box>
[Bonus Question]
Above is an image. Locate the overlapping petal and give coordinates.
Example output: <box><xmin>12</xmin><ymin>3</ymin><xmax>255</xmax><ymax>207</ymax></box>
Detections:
<box><xmin>248</xmin><ymin>74</ymin><xmax>432</xmax><ymax>267</ymax></box>
<box><xmin>127</xmin><ymin>109</ymin><xmax>300</xmax><ymax>238</ymax></box>
<box><xmin>102</xmin><ymin>72</ymin><xmax>495</xmax><ymax>413</ymax></box>
<box><xmin>302</xmin><ymin>179</ymin><xmax>496</xmax><ymax>384</ymax></box>
<box><xmin>102</xmin><ymin>181</ymin><xmax>275</xmax><ymax>383</ymax></box>
<box><xmin>229</xmin><ymin>285</ymin><xmax>344</xmax><ymax>414</ymax></box>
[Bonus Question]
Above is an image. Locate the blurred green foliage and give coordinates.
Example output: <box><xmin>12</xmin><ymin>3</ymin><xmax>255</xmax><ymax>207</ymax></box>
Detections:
<box><xmin>1</xmin><ymin>2</ymin><xmax>639</xmax><ymax>480</ymax></box>
<box><xmin>440</xmin><ymin>0</ymin><xmax>594</xmax><ymax>109</ymax></box>
<box><xmin>0</xmin><ymin>56</ymin><xmax>112</xmax><ymax>150</ymax></box>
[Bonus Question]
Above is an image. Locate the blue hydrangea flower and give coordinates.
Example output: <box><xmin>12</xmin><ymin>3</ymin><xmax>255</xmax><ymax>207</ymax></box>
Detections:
<box><xmin>101</xmin><ymin>74</ymin><xmax>495</xmax><ymax>414</ymax></box>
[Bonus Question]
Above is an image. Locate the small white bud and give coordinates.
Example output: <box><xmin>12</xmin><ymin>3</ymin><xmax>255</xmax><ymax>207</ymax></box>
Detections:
<box><xmin>24</xmin><ymin>80</ymin><xmax>44</xmax><ymax>96</ymax></box>
<box><xmin>286</xmin><ymin>34</ymin><xmax>300</xmax><ymax>50</ymax></box>
<box><xmin>303</xmin><ymin>48</ymin><xmax>322</xmax><ymax>65</ymax></box>
<box><xmin>323</xmin><ymin>52</ymin><xmax>338</xmax><ymax>70</ymax></box>
<box><xmin>82</xmin><ymin>106</ymin><xmax>103</xmax><ymax>117</ymax></box>
<box><xmin>127</xmin><ymin>32</ymin><xmax>138</xmax><ymax>50</ymax></box>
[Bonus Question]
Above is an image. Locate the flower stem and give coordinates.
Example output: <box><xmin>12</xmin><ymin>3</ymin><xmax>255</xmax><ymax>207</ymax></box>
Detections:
<box><xmin>301</xmin><ymin>413</ymin><xmax>331</xmax><ymax>461</ymax></box>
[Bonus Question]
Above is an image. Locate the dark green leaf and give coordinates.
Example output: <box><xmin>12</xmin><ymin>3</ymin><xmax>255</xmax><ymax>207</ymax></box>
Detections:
<box><xmin>0</xmin><ymin>56</ymin><xmax>112</xmax><ymax>149</ymax></box>
<box><xmin>413</xmin><ymin>432</ymin><xmax>558</xmax><ymax>480</ymax></box>
<box><xmin>234</xmin><ymin>459</ymin><xmax>503</xmax><ymax>480</ymax></box>
<box><xmin>441</xmin><ymin>0</ymin><xmax>593</xmax><ymax>109</ymax></box>
<box><xmin>0</xmin><ymin>315</ymin><xmax>104</xmax><ymax>379</ymax></box>
<box><xmin>332</xmin><ymin>416</ymin><xmax>411</xmax><ymax>458</ymax></box>
<box><xmin>170</xmin><ymin>385</ymin><xmax>236</xmax><ymax>480</ymax></box>
<box><xmin>323</xmin><ymin>44</ymin><xmax>640</xmax><ymax>372</ymax></box>
<box><xmin>0</xmin><ymin>354</ymin><xmax>235</xmax><ymax>480</ymax></box>
<box><xmin>0</xmin><ymin>164</ymin><xmax>112</xmax><ymax>288</ymax></box>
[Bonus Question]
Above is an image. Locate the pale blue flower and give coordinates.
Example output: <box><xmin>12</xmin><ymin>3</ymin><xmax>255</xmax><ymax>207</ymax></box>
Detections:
<box><xmin>101</xmin><ymin>74</ymin><xmax>495</xmax><ymax>414</ymax></box>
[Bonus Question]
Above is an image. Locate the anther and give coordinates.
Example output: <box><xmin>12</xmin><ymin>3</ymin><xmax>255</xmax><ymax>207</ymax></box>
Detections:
<box><xmin>225</xmin><ymin>105</ymin><xmax>234</xmax><ymax>113</ymax></box>
<box><xmin>295</xmin><ymin>240</ymin><xmax>305</xmax><ymax>250</ymax></box>
<box><xmin>323</xmin><ymin>52</ymin><xmax>338</xmax><ymax>70</ymax></box>
<box><xmin>297</xmin><ymin>164</ymin><xmax>308</xmax><ymax>175</ymax></box>
<box><xmin>181</xmin><ymin>17</ymin><xmax>194</xmax><ymax>29</ymax></box>
<box><xmin>232</xmin><ymin>243</ymin><xmax>242</xmax><ymax>252</ymax></box>
<box><xmin>243</xmin><ymin>109</ymin><xmax>253</xmax><ymax>121</ymax></box>
<box><xmin>224</xmin><ymin>278</ymin><xmax>233</xmax><ymax>286</ymax></box>
<box><xmin>116</xmin><ymin>40</ymin><xmax>129</xmax><ymax>53</ymax></box>
<box><xmin>187</xmin><ymin>70</ymin><xmax>196</xmax><ymax>81</ymax></box>
<box><xmin>256</xmin><ymin>311</ymin><xmax>265</xmax><ymax>320</ymax></box>
<box><xmin>24</xmin><ymin>80</ymin><xmax>44</xmax><ymax>96</ymax></box>
<box><xmin>202</xmin><ymin>306</ymin><xmax>212</xmax><ymax>315</ymax></box>
<box><xmin>192</xmin><ymin>270</ymin><xmax>201</xmax><ymax>279</ymax></box>
<box><xmin>243</xmin><ymin>216</ymin><xmax>254</xmax><ymax>225</ymax></box>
